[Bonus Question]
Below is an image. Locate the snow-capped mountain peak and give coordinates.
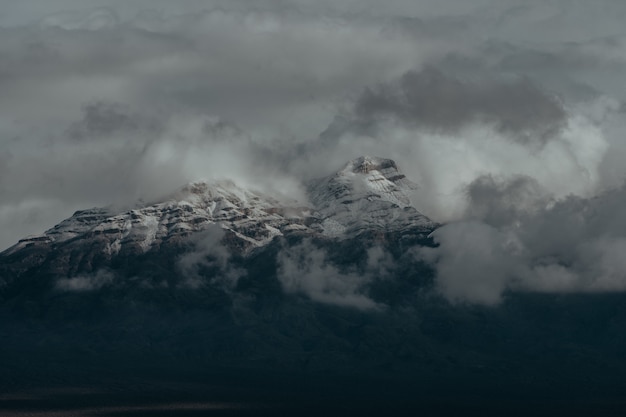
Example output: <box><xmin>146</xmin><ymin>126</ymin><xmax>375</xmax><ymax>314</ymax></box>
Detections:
<box><xmin>2</xmin><ymin>157</ymin><xmax>436</xmax><ymax>266</ymax></box>
<box><xmin>308</xmin><ymin>156</ymin><xmax>433</xmax><ymax>237</ymax></box>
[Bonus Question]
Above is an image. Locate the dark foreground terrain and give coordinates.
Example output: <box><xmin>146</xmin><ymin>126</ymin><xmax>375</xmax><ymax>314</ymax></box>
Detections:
<box><xmin>2</xmin><ymin>364</ymin><xmax>626</xmax><ymax>416</ymax></box>
<box><xmin>3</xmin><ymin>233</ymin><xmax>626</xmax><ymax>416</ymax></box>
<box><xmin>3</xmin><ymin>290</ymin><xmax>626</xmax><ymax>416</ymax></box>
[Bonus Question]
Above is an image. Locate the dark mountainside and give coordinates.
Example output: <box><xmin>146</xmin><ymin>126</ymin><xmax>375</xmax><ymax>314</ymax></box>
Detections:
<box><xmin>2</xmin><ymin>157</ymin><xmax>626</xmax><ymax>415</ymax></box>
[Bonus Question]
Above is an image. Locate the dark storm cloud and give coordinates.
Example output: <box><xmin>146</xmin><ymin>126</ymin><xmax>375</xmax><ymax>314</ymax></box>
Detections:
<box><xmin>465</xmin><ymin>175</ymin><xmax>548</xmax><ymax>228</ymax></box>
<box><xmin>66</xmin><ymin>101</ymin><xmax>157</xmax><ymax>140</ymax></box>
<box><xmin>354</xmin><ymin>67</ymin><xmax>566</xmax><ymax>145</ymax></box>
<box><xmin>436</xmin><ymin>36</ymin><xmax>626</xmax><ymax>104</ymax></box>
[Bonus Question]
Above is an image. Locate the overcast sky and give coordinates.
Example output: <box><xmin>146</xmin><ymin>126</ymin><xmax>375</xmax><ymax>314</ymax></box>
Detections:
<box><xmin>2</xmin><ymin>0</ymin><xmax>626</xmax><ymax>303</ymax></box>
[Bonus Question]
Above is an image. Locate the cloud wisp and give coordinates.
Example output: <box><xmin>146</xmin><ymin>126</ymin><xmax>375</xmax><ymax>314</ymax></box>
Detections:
<box><xmin>277</xmin><ymin>239</ymin><xmax>387</xmax><ymax>310</ymax></box>
<box><xmin>56</xmin><ymin>270</ymin><xmax>115</xmax><ymax>292</ymax></box>
<box><xmin>178</xmin><ymin>224</ymin><xmax>245</xmax><ymax>290</ymax></box>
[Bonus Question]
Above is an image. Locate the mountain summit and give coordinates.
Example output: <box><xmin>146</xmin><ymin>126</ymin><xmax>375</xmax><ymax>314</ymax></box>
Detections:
<box><xmin>308</xmin><ymin>156</ymin><xmax>431</xmax><ymax>237</ymax></box>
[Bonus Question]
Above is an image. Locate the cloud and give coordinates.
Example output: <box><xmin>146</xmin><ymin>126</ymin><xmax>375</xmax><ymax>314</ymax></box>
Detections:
<box><xmin>464</xmin><ymin>174</ymin><xmax>548</xmax><ymax>227</ymax></box>
<box><xmin>354</xmin><ymin>67</ymin><xmax>566</xmax><ymax>145</ymax></box>
<box><xmin>420</xmin><ymin>178</ymin><xmax>626</xmax><ymax>305</ymax></box>
<box><xmin>177</xmin><ymin>224</ymin><xmax>245</xmax><ymax>289</ymax></box>
<box><xmin>56</xmin><ymin>270</ymin><xmax>115</xmax><ymax>291</ymax></box>
<box><xmin>277</xmin><ymin>239</ymin><xmax>380</xmax><ymax>310</ymax></box>
<box><xmin>39</xmin><ymin>7</ymin><xmax>120</xmax><ymax>31</ymax></box>
<box><xmin>66</xmin><ymin>101</ymin><xmax>155</xmax><ymax>141</ymax></box>
<box><xmin>418</xmin><ymin>222</ymin><xmax>519</xmax><ymax>305</ymax></box>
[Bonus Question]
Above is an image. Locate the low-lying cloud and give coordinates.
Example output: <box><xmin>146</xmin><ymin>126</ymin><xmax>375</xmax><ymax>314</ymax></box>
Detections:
<box><xmin>56</xmin><ymin>270</ymin><xmax>115</xmax><ymax>292</ymax></box>
<box><xmin>420</xmin><ymin>178</ymin><xmax>626</xmax><ymax>305</ymax></box>
<box><xmin>277</xmin><ymin>240</ymin><xmax>380</xmax><ymax>310</ymax></box>
<box><xmin>178</xmin><ymin>224</ymin><xmax>245</xmax><ymax>290</ymax></box>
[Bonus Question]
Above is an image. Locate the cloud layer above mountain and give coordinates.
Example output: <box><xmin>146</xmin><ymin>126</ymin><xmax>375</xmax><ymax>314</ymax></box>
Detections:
<box><xmin>3</xmin><ymin>0</ymin><xmax>626</xmax><ymax>304</ymax></box>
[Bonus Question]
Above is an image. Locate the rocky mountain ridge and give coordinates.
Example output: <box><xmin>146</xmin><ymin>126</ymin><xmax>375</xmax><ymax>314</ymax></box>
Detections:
<box><xmin>1</xmin><ymin>157</ymin><xmax>436</xmax><ymax>281</ymax></box>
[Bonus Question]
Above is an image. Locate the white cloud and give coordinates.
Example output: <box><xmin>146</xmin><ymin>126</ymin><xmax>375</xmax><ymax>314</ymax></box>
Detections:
<box><xmin>277</xmin><ymin>240</ymin><xmax>380</xmax><ymax>310</ymax></box>
<box><xmin>56</xmin><ymin>270</ymin><xmax>115</xmax><ymax>291</ymax></box>
<box><xmin>177</xmin><ymin>224</ymin><xmax>245</xmax><ymax>290</ymax></box>
<box><xmin>421</xmin><ymin>180</ymin><xmax>626</xmax><ymax>305</ymax></box>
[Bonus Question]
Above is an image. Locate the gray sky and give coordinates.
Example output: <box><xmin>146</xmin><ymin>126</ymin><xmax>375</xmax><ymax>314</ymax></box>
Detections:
<box><xmin>2</xmin><ymin>0</ymin><xmax>626</xmax><ymax>303</ymax></box>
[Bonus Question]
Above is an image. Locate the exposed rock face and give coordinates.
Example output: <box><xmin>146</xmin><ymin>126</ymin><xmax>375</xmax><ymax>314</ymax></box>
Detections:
<box><xmin>0</xmin><ymin>157</ymin><xmax>437</xmax><ymax>281</ymax></box>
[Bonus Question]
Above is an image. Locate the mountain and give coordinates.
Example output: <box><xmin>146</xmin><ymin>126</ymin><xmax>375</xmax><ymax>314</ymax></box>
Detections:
<box><xmin>3</xmin><ymin>157</ymin><xmax>626</xmax><ymax>414</ymax></box>
<box><xmin>0</xmin><ymin>155</ymin><xmax>443</xmax><ymax>390</ymax></box>
<box><xmin>0</xmin><ymin>156</ymin><xmax>436</xmax><ymax>284</ymax></box>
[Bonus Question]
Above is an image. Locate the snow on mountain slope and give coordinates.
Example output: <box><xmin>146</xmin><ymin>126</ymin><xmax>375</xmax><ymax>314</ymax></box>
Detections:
<box><xmin>4</xmin><ymin>180</ymin><xmax>313</xmax><ymax>259</ymax></box>
<box><xmin>2</xmin><ymin>157</ymin><xmax>437</xmax><ymax>265</ymax></box>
